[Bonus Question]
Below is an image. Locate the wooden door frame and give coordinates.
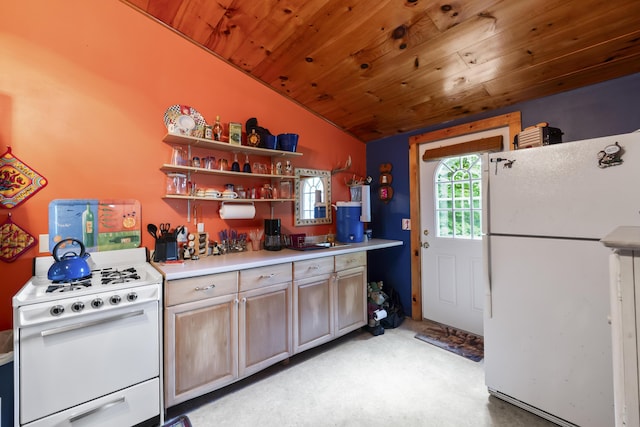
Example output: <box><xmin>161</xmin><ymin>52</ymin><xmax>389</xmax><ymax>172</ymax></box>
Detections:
<box><xmin>407</xmin><ymin>112</ymin><xmax>522</xmax><ymax>320</ymax></box>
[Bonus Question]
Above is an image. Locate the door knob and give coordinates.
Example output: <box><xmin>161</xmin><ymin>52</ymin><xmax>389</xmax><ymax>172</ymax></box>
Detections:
<box><xmin>423</xmin><ymin>229</ymin><xmax>429</xmax><ymax>236</ymax></box>
<box><xmin>422</xmin><ymin>242</ymin><xmax>430</xmax><ymax>249</ymax></box>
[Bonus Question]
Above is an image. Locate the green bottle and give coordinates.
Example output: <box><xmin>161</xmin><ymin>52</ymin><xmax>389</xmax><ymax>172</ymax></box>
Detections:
<box><xmin>82</xmin><ymin>203</ymin><xmax>95</xmax><ymax>248</ymax></box>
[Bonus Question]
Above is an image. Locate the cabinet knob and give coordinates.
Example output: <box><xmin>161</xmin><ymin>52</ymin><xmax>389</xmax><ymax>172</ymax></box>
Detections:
<box><xmin>260</xmin><ymin>273</ymin><xmax>275</xmax><ymax>279</ymax></box>
<box><xmin>241</xmin><ymin>297</ymin><xmax>247</xmax><ymax>304</ymax></box>
<box><xmin>195</xmin><ymin>284</ymin><xmax>216</xmax><ymax>292</ymax></box>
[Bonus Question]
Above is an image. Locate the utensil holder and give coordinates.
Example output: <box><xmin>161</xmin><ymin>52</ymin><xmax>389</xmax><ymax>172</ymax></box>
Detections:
<box><xmin>153</xmin><ymin>235</ymin><xmax>178</xmax><ymax>262</ymax></box>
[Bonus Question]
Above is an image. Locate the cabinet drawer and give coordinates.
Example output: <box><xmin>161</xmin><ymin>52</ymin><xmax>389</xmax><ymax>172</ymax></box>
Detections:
<box><xmin>335</xmin><ymin>252</ymin><xmax>366</xmax><ymax>271</ymax></box>
<box><xmin>240</xmin><ymin>263</ymin><xmax>292</xmax><ymax>291</ymax></box>
<box><xmin>293</xmin><ymin>256</ymin><xmax>334</xmax><ymax>280</ymax></box>
<box><xmin>165</xmin><ymin>271</ymin><xmax>238</xmax><ymax>306</ymax></box>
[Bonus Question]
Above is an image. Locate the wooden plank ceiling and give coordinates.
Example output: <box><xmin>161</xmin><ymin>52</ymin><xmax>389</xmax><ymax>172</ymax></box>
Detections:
<box><xmin>123</xmin><ymin>0</ymin><xmax>640</xmax><ymax>142</ymax></box>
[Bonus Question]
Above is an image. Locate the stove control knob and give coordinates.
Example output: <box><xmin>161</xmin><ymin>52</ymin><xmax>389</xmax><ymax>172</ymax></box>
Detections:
<box><xmin>110</xmin><ymin>295</ymin><xmax>122</xmax><ymax>305</ymax></box>
<box><xmin>50</xmin><ymin>305</ymin><xmax>65</xmax><ymax>316</ymax></box>
<box><xmin>127</xmin><ymin>292</ymin><xmax>138</xmax><ymax>302</ymax></box>
<box><xmin>91</xmin><ymin>298</ymin><xmax>104</xmax><ymax>309</ymax></box>
<box><xmin>71</xmin><ymin>301</ymin><xmax>85</xmax><ymax>312</ymax></box>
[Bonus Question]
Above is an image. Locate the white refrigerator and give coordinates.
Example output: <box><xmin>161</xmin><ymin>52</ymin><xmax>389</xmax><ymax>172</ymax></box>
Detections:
<box><xmin>483</xmin><ymin>131</ymin><xmax>640</xmax><ymax>427</ymax></box>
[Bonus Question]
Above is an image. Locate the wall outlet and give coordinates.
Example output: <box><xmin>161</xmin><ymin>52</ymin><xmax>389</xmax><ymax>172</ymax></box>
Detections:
<box><xmin>402</xmin><ymin>218</ymin><xmax>411</xmax><ymax>230</ymax></box>
<box><xmin>39</xmin><ymin>234</ymin><xmax>49</xmax><ymax>253</ymax></box>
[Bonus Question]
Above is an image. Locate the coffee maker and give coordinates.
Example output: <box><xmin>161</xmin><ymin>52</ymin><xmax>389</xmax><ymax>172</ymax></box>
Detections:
<box><xmin>264</xmin><ymin>219</ymin><xmax>282</xmax><ymax>251</ymax></box>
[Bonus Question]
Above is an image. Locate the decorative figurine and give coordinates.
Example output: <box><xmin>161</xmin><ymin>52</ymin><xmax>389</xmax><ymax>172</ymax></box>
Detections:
<box><xmin>212</xmin><ymin>116</ymin><xmax>223</xmax><ymax>141</ymax></box>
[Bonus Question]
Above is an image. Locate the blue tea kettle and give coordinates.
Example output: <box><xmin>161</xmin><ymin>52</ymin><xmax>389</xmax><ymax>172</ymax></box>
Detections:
<box><xmin>48</xmin><ymin>238</ymin><xmax>92</xmax><ymax>282</ymax></box>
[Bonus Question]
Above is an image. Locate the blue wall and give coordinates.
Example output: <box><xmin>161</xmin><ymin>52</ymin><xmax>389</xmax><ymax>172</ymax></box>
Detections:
<box><xmin>366</xmin><ymin>72</ymin><xmax>640</xmax><ymax>317</ymax></box>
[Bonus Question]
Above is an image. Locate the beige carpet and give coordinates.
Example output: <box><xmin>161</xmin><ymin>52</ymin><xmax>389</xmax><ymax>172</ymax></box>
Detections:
<box><xmin>168</xmin><ymin>318</ymin><xmax>557</xmax><ymax>427</ymax></box>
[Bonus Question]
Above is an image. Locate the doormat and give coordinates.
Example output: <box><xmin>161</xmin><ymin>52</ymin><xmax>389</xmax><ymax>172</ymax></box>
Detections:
<box><xmin>414</xmin><ymin>320</ymin><xmax>484</xmax><ymax>362</ymax></box>
<box><xmin>163</xmin><ymin>415</ymin><xmax>192</xmax><ymax>427</ymax></box>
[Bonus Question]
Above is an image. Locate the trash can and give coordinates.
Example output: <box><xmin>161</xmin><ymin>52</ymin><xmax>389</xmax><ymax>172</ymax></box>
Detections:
<box><xmin>0</xmin><ymin>330</ymin><xmax>14</xmax><ymax>427</ymax></box>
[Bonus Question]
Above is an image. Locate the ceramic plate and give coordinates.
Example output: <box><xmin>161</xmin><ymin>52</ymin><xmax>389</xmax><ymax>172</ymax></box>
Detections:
<box><xmin>163</xmin><ymin>104</ymin><xmax>207</xmax><ymax>138</ymax></box>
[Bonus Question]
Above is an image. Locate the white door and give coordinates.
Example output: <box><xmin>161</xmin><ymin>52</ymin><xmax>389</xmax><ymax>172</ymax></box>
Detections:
<box><xmin>419</xmin><ymin>127</ymin><xmax>509</xmax><ymax>336</ymax></box>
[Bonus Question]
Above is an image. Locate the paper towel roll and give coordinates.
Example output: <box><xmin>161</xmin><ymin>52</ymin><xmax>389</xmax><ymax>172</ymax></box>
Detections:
<box><xmin>373</xmin><ymin>309</ymin><xmax>387</xmax><ymax>321</ymax></box>
<box><xmin>360</xmin><ymin>185</ymin><xmax>371</xmax><ymax>222</ymax></box>
<box><xmin>219</xmin><ymin>202</ymin><xmax>256</xmax><ymax>219</ymax></box>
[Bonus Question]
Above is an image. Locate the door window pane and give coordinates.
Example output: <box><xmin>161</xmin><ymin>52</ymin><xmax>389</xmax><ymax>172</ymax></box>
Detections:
<box><xmin>434</xmin><ymin>155</ymin><xmax>482</xmax><ymax>240</ymax></box>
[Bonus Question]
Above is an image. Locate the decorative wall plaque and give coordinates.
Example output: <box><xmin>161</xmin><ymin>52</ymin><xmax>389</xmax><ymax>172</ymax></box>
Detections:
<box><xmin>0</xmin><ymin>147</ymin><xmax>48</xmax><ymax>209</ymax></box>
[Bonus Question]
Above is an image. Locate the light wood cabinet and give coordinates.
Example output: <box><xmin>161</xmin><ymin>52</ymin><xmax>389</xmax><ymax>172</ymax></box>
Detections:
<box><xmin>239</xmin><ymin>281</ymin><xmax>292</xmax><ymax>377</ymax></box>
<box><xmin>292</xmin><ymin>253</ymin><xmax>367</xmax><ymax>353</ymax></box>
<box><xmin>165</xmin><ymin>265</ymin><xmax>293</xmax><ymax>407</ymax></box>
<box><xmin>163</xmin><ymin>251</ymin><xmax>370</xmax><ymax>409</ymax></box>
<box><xmin>164</xmin><ymin>271</ymin><xmax>239</xmax><ymax>407</ymax></box>
<box><xmin>238</xmin><ymin>264</ymin><xmax>292</xmax><ymax>377</ymax></box>
<box><xmin>334</xmin><ymin>252</ymin><xmax>367</xmax><ymax>337</ymax></box>
<box><xmin>334</xmin><ymin>266</ymin><xmax>367</xmax><ymax>336</ymax></box>
<box><xmin>293</xmin><ymin>257</ymin><xmax>335</xmax><ymax>353</ymax></box>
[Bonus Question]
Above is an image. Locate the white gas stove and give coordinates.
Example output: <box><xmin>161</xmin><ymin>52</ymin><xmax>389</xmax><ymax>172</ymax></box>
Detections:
<box><xmin>13</xmin><ymin>247</ymin><xmax>164</xmax><ymax>427</ymax></box>
<box><xmin>14</xmin><ymin>247</ymin><xmax>162</xmax><ymax>306</ymax></box>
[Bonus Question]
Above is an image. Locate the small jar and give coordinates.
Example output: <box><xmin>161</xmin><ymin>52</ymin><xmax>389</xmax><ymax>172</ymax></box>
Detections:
<box><xmin>170</xmin><ymin>146</ymin><xmax>186</xmax><ymax>166</ymax></box>
<box><xmin>203</xmin><ymin>156</ymin><xmax>215</xmax><ymax>169</ymax></box>
<box><xmin>260</xmin><ymin>184</ymin><xmax>272</xmax><ymax>199</ymax></box>
<box><xmin>280</xmin><ymin>181</ymin><xmax>291</xmax><ymax>199</ymax></box>
<box><xmin>166</xmin><ymin>173</ymin><xmax>187</xmax><ymax>195</ymax></box>
<box><xmin>237</xmin><ymin>185</ymin><xmax>246</xmax><ymax>199</ymax></box>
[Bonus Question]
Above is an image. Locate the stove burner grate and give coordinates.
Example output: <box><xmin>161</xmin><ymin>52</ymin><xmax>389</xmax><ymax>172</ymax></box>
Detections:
<box><xmin>46</xmin><ymin>275</ymin><xmax>92</xmax><ymax>293</ymax></box>
<box><xmin>101</xmin><ymin>267</ymin><xmax>140</xmax><ymax>285</ymax></box>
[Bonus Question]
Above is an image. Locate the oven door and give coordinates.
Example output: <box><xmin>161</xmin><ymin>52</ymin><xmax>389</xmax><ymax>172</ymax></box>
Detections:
<box><xmin>19</xmin><ymin>300</ymin><xmax>160</xmax><ymax>425</ymax></box>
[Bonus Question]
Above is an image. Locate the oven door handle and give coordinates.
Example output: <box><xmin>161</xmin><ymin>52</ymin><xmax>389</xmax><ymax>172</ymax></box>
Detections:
<box><xmin>69</xmin><ymin>396</ymin><xmax>125</xmax><ymax>423</ymax></box>
<box><xmin>40</xmin><ymin>310</ymin><xmax>145</xmax><ymax>337</ymax></box>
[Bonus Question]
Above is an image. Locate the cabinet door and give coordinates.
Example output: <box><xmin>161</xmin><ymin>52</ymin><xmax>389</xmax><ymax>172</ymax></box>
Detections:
<box><xmin>334</xmin><ymin>266</ymin><xmax>367</xmax><ymax>337</ymax></box>
<box><xmin>239</xmin><ymin>281</ymin><xmax>292</xmax><ymax>377</ymax></box>
<box><xmin>164</xmin><ymin>294</ymin><xmax>238</xmax><ymax>407</ymax></box>
<box><xmin>293</xmin><ymin>273</ymin><xmax>334</xmax><ymax>353</ymax></box>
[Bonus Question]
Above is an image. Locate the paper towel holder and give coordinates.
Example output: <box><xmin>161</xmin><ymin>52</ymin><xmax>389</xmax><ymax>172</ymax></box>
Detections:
<box><xmin>219</xmin><ymin>202</ymin><xmax>256</xmax><ymax>219</ymax></box>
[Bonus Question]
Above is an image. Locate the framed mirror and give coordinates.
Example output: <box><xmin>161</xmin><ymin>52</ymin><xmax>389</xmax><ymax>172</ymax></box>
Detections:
<box><xmin>295</xmin><ymin>168</ymin><xmax>332</xmax><ymax>226</ymax></box>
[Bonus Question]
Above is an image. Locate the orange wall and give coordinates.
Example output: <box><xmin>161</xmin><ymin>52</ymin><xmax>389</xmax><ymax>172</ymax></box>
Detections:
<box><xmin>0</xmin><ymin>1</ymin><xmax>365</xmax><ymax>329</ymax></box>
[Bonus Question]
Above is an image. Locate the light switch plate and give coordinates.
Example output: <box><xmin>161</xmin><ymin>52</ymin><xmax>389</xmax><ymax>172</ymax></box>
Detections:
<box><xmin>402</xmin><ymin>218</ymin><xmax>411</xmax><ymax>230</ymax></box>
<box><xmin>39</xmin><ymin>234</ymin><xmax>49</xmax><ymax>253</ymax></box>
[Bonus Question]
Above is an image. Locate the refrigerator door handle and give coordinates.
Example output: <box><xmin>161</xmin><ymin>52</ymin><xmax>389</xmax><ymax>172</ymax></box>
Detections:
<box><xmin>481</xmin><ymin>153</ymin><xmax>492</xmax><ymax>318</ymax></box>
<box><xmin>482</xmin><ymin>235</ymin><xmax>492</xmax><ymax>318</ymax></box>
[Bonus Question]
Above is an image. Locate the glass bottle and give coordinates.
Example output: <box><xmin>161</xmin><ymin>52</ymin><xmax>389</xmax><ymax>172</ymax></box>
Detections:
<box><xmin>243</xmin><ymin>154</ymin><xmax>252</xmax><ymax>173</ymax></box>
<box><xmin>212</xmin><ymin>115</ymin><xmax>223</xmax><ymax>141</ymax></box>
<box><xmin>82</xmin><ymin>203</ymin><xmax>95</xmax><ymax>248</ymax></box>
<box><xmin>231</xmin><ymin>153</ymin><xmax>240</xmax><ymax>172</ymax></box>
<box><xmin>248</xmin><ymin>129</ymin><xmax>260</xmax><ymax>147</ymax></box>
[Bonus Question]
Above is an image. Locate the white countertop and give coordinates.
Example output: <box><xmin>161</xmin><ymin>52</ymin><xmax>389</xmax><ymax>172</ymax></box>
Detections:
<box><xmin>153</xmin><ymin>238</ymin><xmax>403</xmax><ymax>280</ymax></box>
<box><xmin>601</xmin><ymin>226</ymin><xmax>640</xmax><ymax>249</ymax></box>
